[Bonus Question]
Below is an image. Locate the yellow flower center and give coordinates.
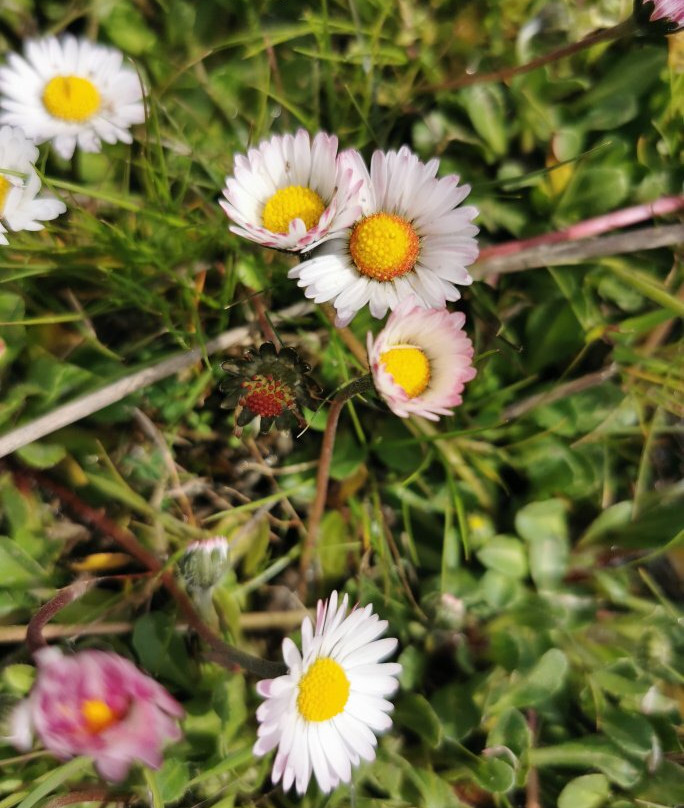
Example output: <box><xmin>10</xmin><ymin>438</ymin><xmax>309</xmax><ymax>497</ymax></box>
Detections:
<box><xmin>297</xmin><ymin>657</ymin><xmax>350</xmax><ymax>722</ymax></box>
<box><xmin>0</xmin><ymin>176</ymin><xmax>13</xmax><ymax>212</ymax></box>
<box><xmin>80</xmin><ymin>699</ymin><xmax>119</xmax><ymax>734</ymax></box>
<box><xmin>349</xmin><ymin>212</ymin><xmax>420</xmax><ymax>281</ymax></box>
<box><xmin>262</xmin><ymin>185</ymin><xmax>326</xmax><ymax>234</ymax></box>
<box><xmin>380</xmin><ymin>345</ymin><xmax>431</xmax><ymax>398</ymax></box>
<box><xmin>42</xmin><ymin>75</ymin><xmax>101</xmax><ymax>123</ymax></box>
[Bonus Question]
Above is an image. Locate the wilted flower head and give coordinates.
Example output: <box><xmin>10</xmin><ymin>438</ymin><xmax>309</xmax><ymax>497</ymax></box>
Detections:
<box><xmin>290</xmin><ymin>145</ymin><xmax>479</xmax><ymax>326</ymax></box>
<box><xmin>0</xmin><ymin>35</ymin><xmax>145</xmax><ymax>160</ymax></box>
<box><xmin>219</xmin><ymin>342</ymin><xmax>318</xmax><ymax>436</ymax></box>
<box><xmin>0</xmin><ymin>125</ymin><xmax>65</xmax><ymax>245</ymax></box>
<box><xmin>179</xmin><ymin>536</ymin><xmax>230</xmax><ymax>593</ymax></box>
<box><xmin>254</xmin><ymin>590</ymin><xmax>401</xmax><ymax>795</ymax></box>
<box><xmin>10</xmin><ymin>647</ymin><xmax>183</xmax><ymax>781</ymax></box>
<box><xmin>634</xmin><ymin>0</ymin><xmax>684</xmax><ymax>31</ymax></box>
<box><xmin>220</xmin><ymin>129</ymin><xmax>363</xmax><ymax>251</ymax></box>
<box><xmin>367</xmin><ymin>296</ymin><xmax>476</xmax><ymax>420</ymax></box>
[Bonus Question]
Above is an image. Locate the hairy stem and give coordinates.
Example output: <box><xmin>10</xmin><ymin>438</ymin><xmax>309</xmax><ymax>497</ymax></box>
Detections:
<box><xmin>299</xmin><ymin>375</ymin><xmax>375</xmax><ymax>596</ymax></box>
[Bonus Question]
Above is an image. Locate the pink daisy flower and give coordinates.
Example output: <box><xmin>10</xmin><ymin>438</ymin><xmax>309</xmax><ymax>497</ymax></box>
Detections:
<box><xmin>220</xmin><ymin>130</ymin><xmax>364</xmax><ymax>251</ymax></box>
<box><xmin>10</xmin><ymin>647</ymin><xmax>184</xmax><ymax>781</ymax></box>
<box><xmin>367</xmin><ymin>296</ymin><xmax>476</xmax><ymax>420</ymax></box>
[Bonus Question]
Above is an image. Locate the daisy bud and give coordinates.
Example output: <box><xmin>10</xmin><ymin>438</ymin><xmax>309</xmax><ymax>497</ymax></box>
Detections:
<box><xmin>367</xmin><ymin>296</ymin><xmax>477</xmax><ymax>421</ymax></box>
<box><xmin>179</xmin><ymin>536</ymin><xmax>230</xmax><ymax>594</ymax></box>
<box><xmin>254</xmin><ymin>590</ymin><xmax>401</xmax><ymax>795</ymax></box>
<box><xmin>219</xmin><ymin>342</ymin><xmax>319</xmax><ymax>436</ymax></box>
<box><xmin>220</xmin><ymin>129</ymin><xmax>364</xmax><ymax>251</ymax></box>
<box><xmin>0</xmin><ymin>36</ymin><xmax>146</xmax><ymax>161</ymax></box>
<box><xmin>634</xmin><ymin>0</ymin><xmax>684</xmax><ymax>32</ymax></box>
<box><xmin>9</xmin><ymin>647</ymin><xmax>184</xmax><ymax>781</ymax></box>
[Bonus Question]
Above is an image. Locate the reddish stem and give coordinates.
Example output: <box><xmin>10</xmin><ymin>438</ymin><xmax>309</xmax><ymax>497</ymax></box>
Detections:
<box><xmin>426</xmin><ymin>20</ymin><xmax>634</xmax><ymax>93</ymax></box>
<box><xmin>477</xmin><ymin>195</ymin><xmax>684</xmax><ymax>262</ymax></box>
<box><xmin>15</xmin><ymin>469</ymin><xmax>285</xmax><ymax>678</ymax></box>
<box><xmin>298</xmin><ymin>376</ymin><xmax>374</xmax><ymax>596</ymax></box>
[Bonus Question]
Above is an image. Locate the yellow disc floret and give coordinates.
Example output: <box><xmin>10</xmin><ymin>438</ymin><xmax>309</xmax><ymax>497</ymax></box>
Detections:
<box><xmin>80</xmin><ymin>699</ymin><xmax>119</xmax><ymax>734</ymax></box>
<box><xmin>262</xmin><ymin>185</ymin><xmax>325</xmax><ymax>234</ymax></box>
<box><xmin>380</xmin><ymin>345</ymin><xmax>431</xmax><ymax>398</ymax></box>
<box><xmin>297</xmin><ymin>657</ymin><xmax>350</xmax><ymax>722</ymax></box>
<box><xmin>0</xmin><ymin>176</ymin><xmax>13</xmax><ymax>213</ymax></box>
<box><xmin>349</xmin><ymin>212</ymin><xmax>419</xmax><ymax>281</ymax></box>
<box><xmin>42</xmin><ymin>75</ymin><xmax>101</xmax><ymax>122</ymax></box>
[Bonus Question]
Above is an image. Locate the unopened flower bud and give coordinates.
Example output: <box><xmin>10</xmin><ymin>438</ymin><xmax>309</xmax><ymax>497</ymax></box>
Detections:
<box><xmin>179</xmin><ymin>536</ymin><xmax>230</xmax><ymax>593</ymax></box>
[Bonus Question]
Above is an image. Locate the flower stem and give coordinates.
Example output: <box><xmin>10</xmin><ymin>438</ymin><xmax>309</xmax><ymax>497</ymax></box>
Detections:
<box><xmin>14</xmin><ymin>469</ymin><xmax>286</xmax><ymax>679</ymax></box>
<box><xmin>299</xmin><ymin>375</ymin><xmax>375</xmax><ymax>596</ymax></box>
<box><xmin>426</xmin><ymin>19</ymin><xmax>636</xmax><ymax>92</ymax></box>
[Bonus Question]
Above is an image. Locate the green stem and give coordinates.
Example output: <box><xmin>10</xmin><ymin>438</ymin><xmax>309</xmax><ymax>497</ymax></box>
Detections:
<box><xmin>298</xmin><ymin>375</ymin><xmax>375</xmax><ymax>595</ymax></box>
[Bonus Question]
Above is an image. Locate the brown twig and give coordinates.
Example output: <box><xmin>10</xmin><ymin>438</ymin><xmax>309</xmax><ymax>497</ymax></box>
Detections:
<box><xmin>43</xmin><ymin>789</ymin><xmax>138</xmax><ymax>808</ymax></box>
<box><xmin>472</xmin><ymin>224</ymin><xmax>684</xmax><ymax>279</ymax></box>
<box><xmin>501</xmin><ymin>363</ymin><xmax>619</xmax><ymax>422</ymax></box>
<box><xmin>477</xmin><ymin>196</ymin><xmax>684</xmax><ymax>262</ymax></box>
<box><xmin>423</xmin><ymin>20</ymin><xmax>633</xmax><ymax>93</ymax></box>
<box><xmin>526</xmin><ymin>710</ymin><xmax>541</xmax><ymax>808</ymax></box>
<box><xmin>298</xmin><ymin>375</ymin><xmax>374</xmax><ymax>597</ymax></box>
<box><xmin>0</xmin><ymin>301</ymin><xmax>313</xmax><ymax>459</ymax></box>
<box><xmin>17</xmin><ymin>470</ymin><xmax>286</xmax><ymax>678</ymax></box>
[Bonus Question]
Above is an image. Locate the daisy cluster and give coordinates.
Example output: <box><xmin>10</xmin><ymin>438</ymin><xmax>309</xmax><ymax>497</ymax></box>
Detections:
<box><xmin>0</xmin><ymin>35</ymin><xmax>145</xmax><ymax>244</ymax></box>
<box><xmin>221</xmin><ymin>129</ymin><xmax>479</xmax><ymax>424</ymax></box>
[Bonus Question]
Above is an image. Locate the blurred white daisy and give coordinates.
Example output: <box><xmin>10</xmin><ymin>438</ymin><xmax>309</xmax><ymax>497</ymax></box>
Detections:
<box><xmin>0</xmin><ymin>35</ymin><xmax>145</xmax><ymax>160</ymax></box>
<box><xmin>367</xmin><ymin>296</ymin><xmax>476</xmax><ymax>420</ymax></box>
<box><xmin>289</xmin><ymin>146</ymin><xmax>479</xmax><ymax>326</ymax></box>
<box><xmin>253</xmin><ymin>590</ymin><xmax>401</xmax><ymax>795</ymax></box>
<box><xmin>220</xmin><ymin>130</ymin><xmax>364</xmax><ymax>251</ymax></box>
<box><xmin>0</xmin><ymin>125</ymin><xmax>65</xmax><ymax>245</ymax></box>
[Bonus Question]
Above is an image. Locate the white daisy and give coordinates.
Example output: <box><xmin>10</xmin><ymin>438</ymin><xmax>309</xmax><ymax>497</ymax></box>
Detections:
<box><xmin>367</xmin><ymin>296</ymin><xmax>476</xmax><ymax>420</ymax></box>
<box><xmin>0</xmin><ymin>35</ymin><xmax>145</xmax><ymax>160</ymax></box>
<box><xmin>0</xmin><ymin>125</ymin><xmax>65</xmax><ymax>245</ymax></box>
<box><xmin>289</xmin><ymin>145</ymin><xmax>479</xmax><ymax>326</ymax></box>
<box><xmin>253</xmin><ymin>590</ymin><xmax>401</xmax><ymax>795</ymax></box>
<box><xmin>219</xmin><ymin>129</ymin><xmax>364</xmax><ymax>251</ymax></box>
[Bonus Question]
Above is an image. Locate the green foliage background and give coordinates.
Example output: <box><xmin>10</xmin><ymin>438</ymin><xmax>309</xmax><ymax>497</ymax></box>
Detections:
<box><xmin>0</xmin><ymin>0</ymin><xmax>682</xmax><ymax>806</ymax></box>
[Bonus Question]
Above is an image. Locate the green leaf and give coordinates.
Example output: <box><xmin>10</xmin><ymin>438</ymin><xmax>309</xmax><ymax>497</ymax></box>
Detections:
<box><xmin>557</xmin><ymin>774</ymin><xmax>611</xmax><ymax>808</ymax></box>
<box><xmin>0</xmin><ymin>537</ymin><xmax>47</xmax><ymax>587</ymax></box>
<box><xmin>469</xmin><ymin>757</ymin><xmax>516</xmax><ymax>793</ymax></box>
<box><xmin>395</xmin><ymin>692</ymin><xmax>443</xmax><ymax>748</ymax></box>
<box><xmin>430</xmin><ymin>682</ymin><xmax>480</xmax><ymax>742</ymax></box>
<box><xmin>515</xmin><ymin>499</ymin><xmax>569</xmax><ymax>589</ymax></box>
<box><xmin>530</xmin><ymin>737</ymin><xmax>642</xmax><ymax>788</ymax></box>
<box><xmin>318</xmin><ymin>510</ymin><xmax>353</xmax><ymax>578</ymax></box>
<box><xmin>155</xmin><ymin>759</ymin><xmax>189</xmax><ymax>803</ymax></box>
<box><xmin>15</xmin><ymin>441</ymin><xmax>66</xmax><ymax>469</ymax></box>
<box><xmin>476</xmin><ymin>535</ymin><xmax>528</xmax><ymax>578</ymax></box>
<box><xmin>600</xmin><ymin>706</ymin><xmax>656</xmax><ymax>759</ymax></box>
<box><xmin>132</xmin><ymin>612</ymin><xmax>194</xmax><ymax>689</ymax></box>
<box><xmin>490</xmin><ymin>649</ymin><xmax>569</xmax><ymax>713</ymax></box>
<box><xmin>460</xmin><ymin>84</ymin><xmax>508</xmax><ymax>157</ymax></box>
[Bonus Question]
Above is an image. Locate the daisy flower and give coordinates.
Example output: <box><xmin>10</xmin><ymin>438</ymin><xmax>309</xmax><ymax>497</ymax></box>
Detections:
<box><xmin>10</xmin><ymin>647</ymin><xmax>184</xmax><ymax>782</ymax></box>
<box><xmin>367</xmin><ymin>296</ymin><xmax>476</xmax><ymax>420</ymax></box>
<box><xmin>0</xmin><ymin>125</ymin><xmax>65</xmax><ymax>245</ymax></box>
<box><xmin>289</xmin><ymin>145</ymin><xmax>479</xmax><ymax>326</ymax></box>
<box><xmin>634</xmin><ymin>0</ymin><xmax>684</xmax><ymax>31</ymax></box>
<box><xmin>0</xmin><ymin>35</ymin><xmax>145</xmax><ymax>160</ymax></box>
<box><xmin>253</xmin><ymin>590</ymin><xmax>401</xmax><ymax>795</ymax></box>
<box><xmin>220</xmin><ymin>129</ymin><xmax>364</xmax><ymax>251</ymax></box>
